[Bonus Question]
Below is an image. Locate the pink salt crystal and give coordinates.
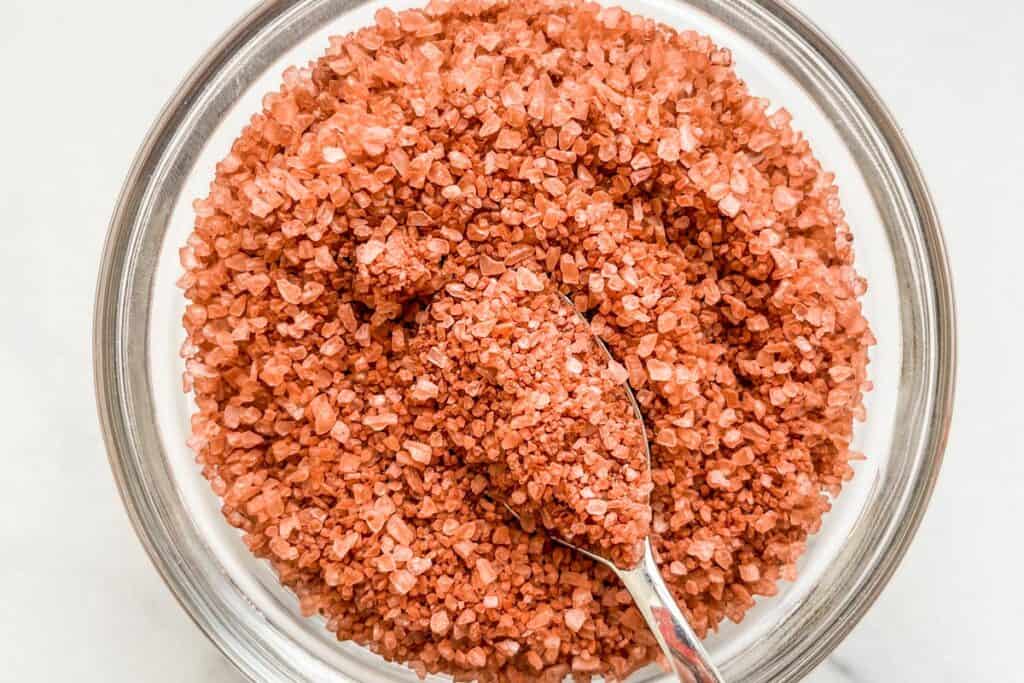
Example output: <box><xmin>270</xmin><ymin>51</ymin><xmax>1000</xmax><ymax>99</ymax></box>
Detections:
<box><xmin>390</xmin><ymin>570</ymin><xmax>416</xmax><ymax>595</ymax></box>
<box><xmin>656</xmin><ymin>311</ymin><xmax>678</xmax><ymax>333</ymax></box>
<box><xmin>829</xmin><ymin>365</ymin><xmax>855</xmax><ymax>381</ymax></box>
<box><xmin>515</xmin><ymin>267</ymin><xmax>544</xmax><ymax>292</ymax></box>
<box><xmin>360</xmin><ymin>126</ymin><xmax>393</xmax><ymax>156</ymax></box>
<box><xmin>392</xmin><ymin>544</ymin><xmax>413</xmax><ymax>564</ymax></box>
<box><xmin>739</xmin><ymin>564</ymin><xmax>761</xmax><ymax>582</ymax></box>
<box><xmin>408</xmin><ymin>556</ymin><xmax>433</xmax><ymax>575</ymax></box>
<box><xmin>453</xmin><ymin>541</ymin><xmax>476</xmax><ymax>560</ymax></box>
<box><xmin>637</xmin><ymin>333</ymin><xmax>658</xmax><ymax>358</ymax></box>
<box><xmin>564</xmin><ymin>608</ymin><xmax>587</xmax><ymax>632</ymax></box>
<box><xmin>329</xmin><ymin>420</ymin><xmax>351</xmax><ymax>444</ymax></box>
<box><xmin>608</xmin><ymin>359</ymin><xmax>629</xmax><ymax>384</ymax></box>
<box><xmin>386</xmin><ymin>516</ymin><xmax>416</xmax><ymax>546</ymax></box>
<box><xmin>656</xmin><ymin>132</ymin><xmax>680</xmax><ymax>162</ymax></box>
<box><xmin>467</xmin><ymin>648</ymin><xmax>488</xmax><ymax>669</ymax></box>
<box><xmin>483</xmin><ymin>595</ymin><xmax>500</xmax><ymax>609</ymax></box>
<box><xmin>428</xmin><ymin>610</ymin><xmax>450</xmax><ymax>637</ymax></box>
<box><xmin>707</xmin><ymin>470</ymin><xmax>730</xmax><ymax>489</ymax></box>
<box><xmin>542</xmin><ymin>177</ymin><xmax>566</xmax><ymax>196</ymax></box>
<box><xmin>479</xmin><ymin>254</ymin><xmax>506</xmax><ymax>276</ymax></box>
<box><xmin>404</xmin><ymin>439</ymin><xmax>432</xmax><ymax>464</ymax></box>
<box><xmin>321</xmin><ymin>146</ymin><xmax>346</xmax><ymax>163</ymax></box>
<box><xmin>655</xmin><ymin>428</ymin><xmax>678</xmax><ymax>448</ymax></box>
<box><xmin>332</xmin><ymin>532</ymin><xmax>360</xmax><ymax>560</ymax></box>
<box><xmin>630</xmin><ymin>152</ymin><xmax>652</xmax><ymax>170</ymax></box>
<box><xmin>527</xmin><ymin>607</ymin><xmax>554</xmax><ymax>630</ymax></box>
<box><xmin>586</xmin><ymin>499</ymin><xmax>608</xmax><ymax>516</ymax></box>
<box><xmin>309</xmin><ymin>394</ymin><xmax>337</xmax><ymax>435</ymax></box>
<box><xmin>772</xmin><ymin>186</ymin><xmax>803</xmax><ymax>211</ymax></box>
<box><xmin>754</xmin><ymin>513</ymin><xmax>777</xmax><ymax>533</ymax></box>
<box><xmin>719</xmin><ymin>194</ymin><xmax>742</xmax><ymax>218</ymax></box>
<box><xmin>366</xmin><ymin>409</ymin><xmax>401</xmax><ymax>431</ymax></box>
<box><xmin>276</xmin><ymin>279</ymin><xmax>303</xmax><ymax>305</ymax></box>
<box><xmin>448</xmin><ymin>150</ymin><xmax>472</xmax><ymax>169</ymax></box>
<box><xmin>250</xmin><ymin>196</ymin><xmax>275</xmax><ymax>218</ymax></box>
<box><xmin>409</xmin><ymin>378</ymin><xmax>440</xmax><ymax>401</ymax></box>
<box><xmin>679</xmin><ymin>122</ymin><xmax>698</xmax><ymax>152</ymax></box>
<box><xmin>646</xmin><ymin>358</ymin><xmax>673</xmax><ymax>382</ymax></box>
<box><xmin>356</xmin><ymin>239</ymin><xmax>385</xmax><ymax>264</ymax></box>
<box><xmin>497</xmin><ymin>640</ymin><xmax>520</xmax><ymax>657</ymax></box>
<box><xmin>476</xmin><ymin>558</ymin><xmax>498</xmax><ymax>585</ymax></box>
<box><xmin>573</xmin><ymin>656</ymin><xmax>602</xmax><ymax>672</ymax></box>
<box><xmin>559</xmin><ymin>255</ymin><xmax>580</xmax><ymax>284</ymax></box>
<box><xmin>376</xmin><ymin>554</ymin><xmax>397</xmax><ymax>575</ymax></box>
<box><xmin>688</xmin><ymin>539</ymin><xmax>716</xmax><ymax>563</ymax></box>
<box><xmin>269</xmin><ymin>537</ymin><xmax>298</xmax><ymax>560</ymax></box>
<box><xmin>495</xmin><ymin>128</ymin><xmax>522</xmax><ymax>150</ymax></box>
<box><xmin>566</xmin><ymin>356</ymin><xmax>583</xmax><ymax>375</ymax></box>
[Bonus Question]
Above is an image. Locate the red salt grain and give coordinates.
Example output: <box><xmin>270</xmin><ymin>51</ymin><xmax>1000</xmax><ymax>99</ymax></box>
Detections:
<box><xmin>476</xmin><ymin>558</ymin><xmax>499</xmax><ymax>585</ymax></box>
<box><xmin>514</xmin><ymin>266</ymin><xmax>544</xmax><ymax>292</ymax></box>
<box><xmin>564</xmin><ymin>608</ymin><xmax>588</xmax><ymax>632</ymax></box>
<box><xmin>180</xmin><ymin>0</ymin><xmax>874</xmax><ymax>679</ymax></box>
<box><xmin>646</xmin><ymin>358</ymin><xmax>673</xmax><ymax>382</ymax></box>
<box><xmin>386</xmin><ymin>516</ymin><xmax>416</xmax><ymax>546</ymax></box>
<box><xmin>308</xmin><ymin>394</ymin><xmax>336</xmax><ymax>435</ymax></box>
<box><xmin>403</xmin><ymin>440</ymin><xmax>432</xmax><ymax>464</ymax></box>
<box><xmin>430</xmin><ymin>610</ymin><xmax>451</xmax><ymax>635</ymax></box>
<box><xmin>390</xmin><ymin>570</ymin><xmax>416</xmax><ymax>595</ymax></box>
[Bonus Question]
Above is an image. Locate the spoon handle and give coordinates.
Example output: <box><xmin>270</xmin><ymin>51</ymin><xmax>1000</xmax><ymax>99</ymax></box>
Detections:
<box><xmin>616</xmin><ymin>540</ymin><xmax>724</xmax><ymax>683</ymax></box>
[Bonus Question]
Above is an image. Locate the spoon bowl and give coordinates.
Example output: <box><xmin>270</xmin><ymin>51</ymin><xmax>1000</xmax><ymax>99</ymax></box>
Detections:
<box><xmin>496</xmin><ymin>294</ymin><xmax>725</xmax><ymax>683</ymax></box>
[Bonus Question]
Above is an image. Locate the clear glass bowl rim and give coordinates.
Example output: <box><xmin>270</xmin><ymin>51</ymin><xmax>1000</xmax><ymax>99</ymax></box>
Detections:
<box><xmin>94</xmin><ymin>1</ymin><xmax>956</xmax><ymax>681</ymax></box>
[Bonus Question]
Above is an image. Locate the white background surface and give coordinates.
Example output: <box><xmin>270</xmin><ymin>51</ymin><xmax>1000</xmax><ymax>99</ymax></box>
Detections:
<box><xmin>0</xmin><ymin>1</ymin><xmax>1020</xmax><ymax>681</ymax></box>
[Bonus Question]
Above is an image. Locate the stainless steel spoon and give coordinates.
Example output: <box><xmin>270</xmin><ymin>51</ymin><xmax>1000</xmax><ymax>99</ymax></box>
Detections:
<box><xmin>503</xmin><ymin>294</ymin><xmax>724</xmax><ymax>683</ymax></box>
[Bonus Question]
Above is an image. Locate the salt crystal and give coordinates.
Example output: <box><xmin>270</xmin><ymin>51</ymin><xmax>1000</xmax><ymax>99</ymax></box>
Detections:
<box><xmin>515</xmin><ymin>267</ymin><xmax>544</xmax><ymax>292</ymax></box>
<box><xmin>390</xmin><ymin>570</ymin><xmax>416</xmax><ymax>595</ymax></box>
<box><xmin>363</xmin><ymin>413</ymin><xmax>398</xmax><ymax>431</ymax></box>
<box><xmin>707</xmin><ymin>470</ymin><xmax>730</xmax><ymax>488</ymax></box>
<box><xmin>309</xmin><ymin>394</ymin><xmax>337</xmax><ymax>435</ymax></box>
<box><xmin>772</xmin><ymin>186</ymin><xmax>803</xmax><ymax>212</ymax></box>
<box><xmin>321</xmin><ymin>146</ymin><xmax>346</xmax><ymax>163</ymax></box>
<box><xmin>646</xmin><ymin>358</ymin><xmax>673</xmax><ymax>382</ymax></box>
<box><xmin>739</xmin><ymin>564</ymin><xmax>760</xmax><ymax>582</ymax></box>
<box><xmin>480</xmin><ymin>254</ymin><xmax>506</xmax><ymax>276</ymax></box>
<box><xmin>476</xmin><ymin>558</ymin><xmax>498</xmax><ymax>585</ymax></box>
<box><xmin>403</xmin><ymin>440</ymin><xmax>432</xmax><ymax>464</ymax></box>
<box><xmin>332</xmin><ymin>532</ymin><xmax>359</xmax><ymax>560</ymax></box>
<box><xmin>564</xmin><ymin>608</ymin><xmax>587</xmax><ymax>632</ymax></box>
<box><xmin>688</xmin><ymin>539</ymin><xmax>716</xmax><ymax>563</ymax></box>
<box><xmin>356</xmin><ymin>239</ymin><xmax>385</xmax><ymax>264</ymax></box>
<box><xmin>719</xmin><ymin>194</ymin><xmax>742</xmax><ymax>218</ymax></box>
<box><xmin>276</xmin><ymin>279</ymin><xmax>303</xmax><ymax>305</ymax></box>
<box><xmin>608</xmin><ymin>359</ymin><xmax>629</xmax><ymax>384</ymax></box>
<box><xmin>495</xmin><ymin>128</ymin><xmax>522</xmax><ymax>150</ymax></box>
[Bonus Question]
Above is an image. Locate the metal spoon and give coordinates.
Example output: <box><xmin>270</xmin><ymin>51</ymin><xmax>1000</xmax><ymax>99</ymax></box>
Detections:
<box><xmin>503</xmin><ymin>294</ymin><xmax>724</xmax><ymax>683</ymax></box>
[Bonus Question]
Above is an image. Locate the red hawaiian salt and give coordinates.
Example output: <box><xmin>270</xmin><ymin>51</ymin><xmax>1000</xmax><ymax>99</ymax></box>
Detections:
<box><xmin>179</xmin><ymin>0</ymin><xmax>874</xmax><ymax>679</ymax></box>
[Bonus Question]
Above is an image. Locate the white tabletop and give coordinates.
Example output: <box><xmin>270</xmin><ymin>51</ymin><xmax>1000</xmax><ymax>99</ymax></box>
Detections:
<box><xmin>0</xmin><ymin>0</ymin><xmax>1019</xmax><ymax>680</ymax></box>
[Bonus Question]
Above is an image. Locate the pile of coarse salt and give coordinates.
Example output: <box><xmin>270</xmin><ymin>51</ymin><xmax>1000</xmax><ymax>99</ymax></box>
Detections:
<box><xmin>179</xmin><ymin>0</ymin><xmax>874</xmax><ymax>679</ymax></box>
<box><xmin>409</xmin><ymin>270</ymin><xmax>653</xmax><ymax>569</ymax></box>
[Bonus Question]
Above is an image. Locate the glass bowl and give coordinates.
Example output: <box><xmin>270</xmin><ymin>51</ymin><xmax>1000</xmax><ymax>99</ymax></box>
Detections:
<box><xmin>94</xmin><ymin>0</ymin><xmax>956</xmax><ymax>681</ymax></box>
